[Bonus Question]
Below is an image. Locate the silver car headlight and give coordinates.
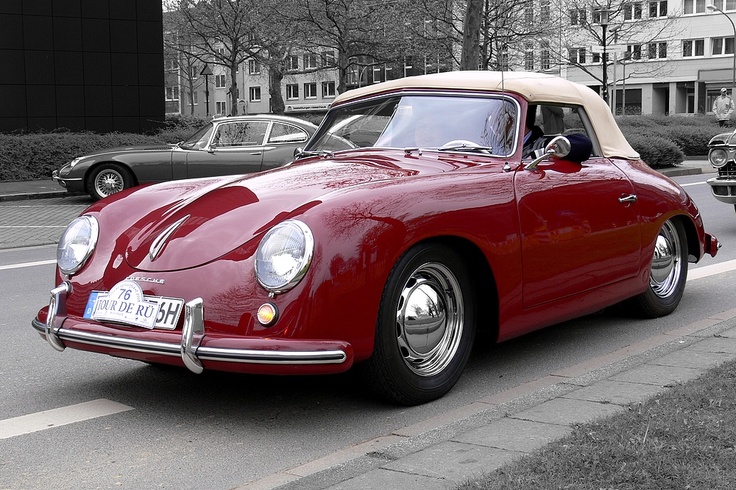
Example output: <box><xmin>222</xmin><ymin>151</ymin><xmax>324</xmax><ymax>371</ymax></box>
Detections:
<box><xmin>57</xmin><ymin>215</ymin><xmax>99</xmax><ymax>275</ymax></box>
<box><xmin>709</xmin><ymin>148</ymin><xmax>729</xmax><ymax>168</ymax></box>
<box><xmin>68</xmin><ymin>157</ymin><xmax>83</xmax><ymax>168</ymax></box>
<box><xmin>255</xmin><ymin>220</ymin><xmax>314</xmax><ymax>294</ymax></box>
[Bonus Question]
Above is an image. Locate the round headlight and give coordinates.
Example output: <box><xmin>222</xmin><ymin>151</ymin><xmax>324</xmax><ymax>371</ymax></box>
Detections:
<box><xmin>709</xmin><ymin>148</ymin><xmax>729</xmax><ymax>168</ymax></box>
<box><xmin>57</xmin><ymin>215</ymin><xmax>99</xmax><ymax>275</ymax></box>
<box><xmin>255</xmin><ymin>220</ymin><xmax>314</xmax><ymax>294</ymax></box>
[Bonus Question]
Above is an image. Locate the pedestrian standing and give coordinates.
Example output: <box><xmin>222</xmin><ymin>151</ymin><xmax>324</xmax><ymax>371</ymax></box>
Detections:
<box><xmin>713</xmin><ymin>87</ymin><xmax>734</xmax><ymax>127</ymax></box>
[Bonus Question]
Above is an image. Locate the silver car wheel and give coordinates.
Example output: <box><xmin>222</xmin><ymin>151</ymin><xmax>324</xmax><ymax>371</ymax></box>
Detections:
<box><xmin>395</xmin><ymin>262</ymin><xmax>464</xmax><ymax>377</ymax></box>
<box><xmin>649</xmin><ymin>220</ymin><xmax>682</xmax><ymax>299</ymax></box>
<box><xmin>94</xmin><ymin>168</ymin><xmax>125</xmax><ymax>198</ymax></box>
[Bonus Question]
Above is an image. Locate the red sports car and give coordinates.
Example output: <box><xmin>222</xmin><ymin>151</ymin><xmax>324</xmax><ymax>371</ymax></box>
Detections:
<box><xmin>33</xmin><ymin>71</ymin><xmax>719</xmax><ymax>405</ymax></box>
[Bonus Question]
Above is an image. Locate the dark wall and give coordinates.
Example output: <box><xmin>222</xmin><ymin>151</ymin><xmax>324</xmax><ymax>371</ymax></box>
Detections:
<box><xmin>0</xmin><ymin>0</ymin><xmax>164</xmax><ymax>133</ymax></box>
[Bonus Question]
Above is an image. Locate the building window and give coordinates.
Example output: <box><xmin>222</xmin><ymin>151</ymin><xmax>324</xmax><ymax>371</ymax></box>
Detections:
<box><xmin>627</xmin><ymin>44</ymin><xmax>643</xmax><ymax>60</ymax></box>
<box><xmin>303</xmin><ymin>53</ymin><xmax>318</xmax><ymax>70</ymax></box>
<box><xmin>165</xmin><ymin>58</ymin><xmax>179</xmax><ymax>71</ymax></box>
<box><xmin>215</xmin><ymin>101</ymin><xmax>227</xmax><ymax>115</ymax></box>
<box><xmin>540</xmin><ymin>0</ymin><xmax>550</xmax><ymax>19</ymax></box>
<box><xmin>683</xmin><ymin>0</ymin><xmax>706</xmax><ymax>14</ymax></box>
<box><xmin>569</xmin><ymin>8</ymin><xmax>586</xmax><ymax>25</ymax></box>
<box><xmin>248</xmin><ymin>60</ymin><xmax>260</xmax><ymax>75</ymax></box>
<box><xmin>249</xmin><ymin>86</ymin><xmax>261</xmax><ymax>102</ymax></box>
<box><xmin>711</xmin><ymin>0</ymin><xmax>736</xmax><ymax>11</ymax></box>
<box><xmin>215</xmin><ymin>74</ymin><xmax>226</xmax><ymax>88</ymax></box>
<box><xmin>524</xmin><ymin>43</ymin><xmax>534</xmax><ymax>71</ymax></box>
<box><xmin>569</xmin><ymin>47</ymin><xmax>586</xmax><ymax>64</ymax></box>
<box><xmin>165</xmin><ymin>86</ymin><xmax>179</xmax><ymax>101</ymax></box>
<box><xmin>524</xmin><ymin>0</ymin><xmax>533</xmax><ymax>24</ymax></box>
<box><xmin>649</xmin><ymin>0</ymin><xmax>667</xmax><ymax>17</ymax></box>
<box><xmin>713</xmin><ymin>37</ymin><xmax>736</xmax><ymax>55</ymax></box>
<box><xmin>541</xmin><ymin>47</ymin><xmax>550</xmax><ymax>70</ymax></box>
<box><xmin>304</xmin><ymin>82</ymin><xmax>317</xmax><ymax>99</ymax></box>
<box><xmin>287</xmin><ymin>55</ymin><xmax>299</xmax><ymax>71</ymax></box>
<box><xmin>682</xmin><ymin>39</ymin><xmax>705</xmax><ymax>57</ymax></box>
<box><xmin>648</xmin><ymin>42</ymin><xmax>667</xmax><ymax>58</ymax></box>
<box><xmin>623</xmin><ymin>2</ymin><xmax>643</xmax><ymax>20</ymax></box>
<box><xmin>286</xmin><ymin>83</ymin><xmax>299</xmax><ymax>100</ymax></box>
<box><xmin>321</xmin><ymin>51</ymin><xmax>335</xmax><ymax>67</ymax></box>
<box><xmin>322</xmin><ymin>81</ymin><xmax>335</xmax><ymax>98</ymax></box>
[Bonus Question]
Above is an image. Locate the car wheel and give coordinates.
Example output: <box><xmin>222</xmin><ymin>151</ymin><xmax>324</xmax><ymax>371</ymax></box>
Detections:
<box><xmin>363</xmin><ymin>243</ymin><xmax>476</xmax><ymax>405</ymax></box>
<box><xmin>86</xmin><ymin>163</ymin><xmax>133</xmax><ymax>200</ymax></box>
<box><xmin>629</xmin><ymin>219</ymin><xmax>688</xmax><ymax>318</ymax></box>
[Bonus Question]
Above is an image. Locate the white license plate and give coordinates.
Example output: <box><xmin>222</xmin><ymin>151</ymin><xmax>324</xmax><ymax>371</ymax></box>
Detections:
<box><xmin>83</xmin><ymin>280</ymin><xmax>184</xmax><ymax>330</ymax></box>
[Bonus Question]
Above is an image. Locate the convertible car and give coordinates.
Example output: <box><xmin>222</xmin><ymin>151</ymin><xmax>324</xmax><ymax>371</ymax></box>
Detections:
<box><xmin>33</xmin><ymin>71</ymin><xmax>719</xmax><ymax>405</ymax></box>
<box><xmin>51</xmin><ymin>114</ymin><xmax>317</xmax><ymax>200</ymax></box>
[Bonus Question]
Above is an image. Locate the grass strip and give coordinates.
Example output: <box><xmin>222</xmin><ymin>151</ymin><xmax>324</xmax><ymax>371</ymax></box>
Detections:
<box><xmin>458</xmin><ymin>358</ymin><xmax>736</xmax><ymax>489</ymax></box>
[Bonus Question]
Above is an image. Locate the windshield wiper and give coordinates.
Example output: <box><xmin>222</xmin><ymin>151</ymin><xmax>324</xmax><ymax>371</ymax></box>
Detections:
<box><xmin>437</xmin><ymin>141</ymin><xmax>494</xmax><ymax>154</ymax></box>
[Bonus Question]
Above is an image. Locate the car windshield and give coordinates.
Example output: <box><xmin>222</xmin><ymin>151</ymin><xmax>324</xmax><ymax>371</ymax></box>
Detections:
<box><xmin>179</xmin><ymin>123</ymin><xmax>215</xmax><ymax>150</ymax></box>
<box><xmin>305</xmin><ymin>95</ymin><xmax>519</xmax><ymax>157</ymax></box>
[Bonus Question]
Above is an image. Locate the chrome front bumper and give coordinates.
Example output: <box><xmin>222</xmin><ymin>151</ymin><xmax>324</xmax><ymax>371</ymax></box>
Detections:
<box><xmin>33</xmin><ymin>283</ymin><xmax>349</xmax><ymax>374</ymax></box>
<box><xmin>707</xmin><ymin>176</ymin><xmax>736</xmax><ymax>205</ymax></box>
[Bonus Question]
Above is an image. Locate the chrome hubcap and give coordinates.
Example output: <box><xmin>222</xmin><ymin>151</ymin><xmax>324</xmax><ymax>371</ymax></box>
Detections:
<box><xmin>96</xmin><ymin>170</ymin><xmax>123</xmax><ymax>197</ymax></box>
<box><xmin>650</xmin><ymin>220</ymin><xmax>681</xmax><ymax>298</ymax></box>
<box><xmin>395</xmin><ymin>263</ymin><xmax>463</xmax><ymax>377</ymax></box>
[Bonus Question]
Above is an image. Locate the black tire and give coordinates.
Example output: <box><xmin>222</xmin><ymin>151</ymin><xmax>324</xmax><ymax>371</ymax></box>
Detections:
<box><xmin>86</xmin><ymin>163</ymin><xmax>133</xmax><ymax>200</ymax></box>
<box><xmin>629</xmin><ymin>219</ymin><xmax>688</xmax><ymax>318</ymax></box>
<box><xmin>362</xmin><ymin>243</ymin><xmax>476</xmax><ymax>405</ymax></box>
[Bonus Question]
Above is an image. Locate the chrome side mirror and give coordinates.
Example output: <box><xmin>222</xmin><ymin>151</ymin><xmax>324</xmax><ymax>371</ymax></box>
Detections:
<box><xmin>525</xmin><ymin>136</ymin><xmax>571</xmax><ymax>171</ymax></box>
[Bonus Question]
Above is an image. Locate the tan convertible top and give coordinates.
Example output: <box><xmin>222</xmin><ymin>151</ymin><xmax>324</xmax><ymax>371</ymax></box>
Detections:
<box><xmin>333</xmin><ymin>71</ymin><xmax>639</xmax><ymax>160</ymax></box>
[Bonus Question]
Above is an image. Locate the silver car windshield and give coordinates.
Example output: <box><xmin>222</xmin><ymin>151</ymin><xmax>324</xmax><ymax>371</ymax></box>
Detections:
<box><xmin>179</xmin><ymin>123</ymin><xmax>215</xmax><ymax>150</ymax></box>
<box><xmin>306</xmin><ymin>95</ymin><xmax>519</xmax><ymax>157</ymax></box>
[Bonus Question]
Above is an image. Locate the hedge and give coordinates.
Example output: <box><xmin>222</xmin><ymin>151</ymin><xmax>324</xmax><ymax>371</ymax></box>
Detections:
<box><xmin>0</xmin><ymin>114</ymin><xmax>728</xmax><ymax>181</ymax></box>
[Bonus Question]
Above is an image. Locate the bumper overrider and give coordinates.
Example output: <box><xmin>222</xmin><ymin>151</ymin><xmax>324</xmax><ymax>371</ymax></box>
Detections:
<box><xmin>32</xmin><ymin>282</ymin><xmax>352</xmax><ymax>375</ymax></box>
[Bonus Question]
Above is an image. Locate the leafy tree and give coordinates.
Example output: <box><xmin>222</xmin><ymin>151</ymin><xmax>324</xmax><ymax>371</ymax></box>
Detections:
<box><xmin>163</xmin><ymin>0</ymin><xmax>263</xmax><ymax>115</ymax></box>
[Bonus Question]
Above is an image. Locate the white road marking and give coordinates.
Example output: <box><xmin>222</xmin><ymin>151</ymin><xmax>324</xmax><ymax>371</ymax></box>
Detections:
<box><xmin>680</xmin><ymin>181</ymin><xmax>706</xmax><ymax>187</ymax></box>
<box><xmin>0</xmin><ymin>399</ymin><xmax>134</xmax><ymax>440</ymax></box>
<box><xmin>689</xmin><ymin>259</ymin><xmax>736</xmax><ymax>281</ymax></box>
<box><xmin>0</xmin><ymin>259</ymin><xmax>56</xmax><ymax>271</ymax></box>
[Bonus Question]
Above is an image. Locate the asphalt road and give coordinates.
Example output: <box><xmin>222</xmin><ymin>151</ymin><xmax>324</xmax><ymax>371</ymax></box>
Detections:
<box><xmin>1</xmin><ymin>173</ymin><xmax>735</xmax><ymax>489</ymax></box>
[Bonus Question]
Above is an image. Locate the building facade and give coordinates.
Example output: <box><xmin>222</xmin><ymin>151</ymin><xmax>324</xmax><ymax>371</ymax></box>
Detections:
<box><xmin>165</xmin><ymin>1</ymin><xmax>736</xmax><ymax>119</ymax></box>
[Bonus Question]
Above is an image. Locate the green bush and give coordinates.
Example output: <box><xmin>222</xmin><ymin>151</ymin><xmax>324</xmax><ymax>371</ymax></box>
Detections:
<box><xmin>626</xmin><ymin>133</ymin><xmax>685</xmax><ymax>168</ymax></box>
<box><xmin>0</xmin><ymin>132</ymin><xmax>167</xmax><ymax>181</ymax></box>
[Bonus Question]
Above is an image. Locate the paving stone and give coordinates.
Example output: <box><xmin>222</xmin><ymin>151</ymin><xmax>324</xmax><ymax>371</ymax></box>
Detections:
<box><xmin>453</xmin><ymin>417</ymin><xmax>572</xmax><ymax>453</ymax></box>
<box><xmin>609</xmin><ymin>364</ymin><xmax>704</xmax><ymax>386</ymax></box>
<box><xmin>327</xmin><ymin>468</ymin><xmax>449</xmax><ymax>490</ymax></box>
<box><xmin>653</xmin><ymin>348</ymin><xmax>733</xmax><ymax>370</ymax></box>
<box><xmin>382</xmin><ymin>441</ymin><xmax>519</xmax><ymax>484</ymax></box>
<box><xmin>563</xmin><ymin>379</ymin><xmax>666</xmax><ymax>406</ymax></box>
<box><xmin>512</xmin><ymin>397</ymin><xmax>624</xmax><ymax>426</ymax></box>
<box><xmin>687</xmin><ymin>336</ymin><xmax>736</xmax><ymax>354</ymax></box>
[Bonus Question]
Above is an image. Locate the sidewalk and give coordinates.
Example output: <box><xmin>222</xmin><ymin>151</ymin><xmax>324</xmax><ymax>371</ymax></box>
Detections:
<box><xmin>0</xmin><ymin>159</ymin><xmax>715</xmax><ymax>202</ymax></box>
<box><xmin>251</xmin><ymin>311</ymin><xmax>736</xmax><ymax>490</ymax></box>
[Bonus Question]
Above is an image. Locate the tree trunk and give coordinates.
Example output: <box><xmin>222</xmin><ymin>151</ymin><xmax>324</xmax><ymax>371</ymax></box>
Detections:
<box><xmin>461</xmin><ymin>0</ymin><xmax>483</xmax><ymax>70</ymax></box>
<box><xmin>229</xmin><ymin>62</ymin><xmax>239</xmax><ymax>115</ymax></box>
<box><xmin>269</xmin><ymin>64</ymin><xmax>285</xmax><ymax>114</ymax></box>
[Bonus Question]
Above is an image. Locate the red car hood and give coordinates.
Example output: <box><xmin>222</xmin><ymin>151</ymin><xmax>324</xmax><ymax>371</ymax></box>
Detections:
<box><xmin>124</xmin><ymin>151</ymin><xmax>468</xmax><ymax>272</ymax></box>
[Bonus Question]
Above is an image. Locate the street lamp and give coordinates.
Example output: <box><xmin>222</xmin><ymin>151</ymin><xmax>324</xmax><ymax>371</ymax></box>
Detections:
<box><xmin>707</xmin><ymin>3</ymin><xmax>736</xmax><ymax>100</ymax></box>
<box><xmin>596</xmin><ymin>8</ymin><xmax>612</xmax><ymax>105</ymax></box>
<box><xmin>200</xmin><ymin>63</ymin><xmax>213</xmax><ymax>116</ymax></box>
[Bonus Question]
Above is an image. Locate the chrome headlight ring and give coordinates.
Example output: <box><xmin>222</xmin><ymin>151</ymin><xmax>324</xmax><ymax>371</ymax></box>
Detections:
<box><xmin>57</xmin><ymin>215</ymin><xmax>99</xmax><ymax>275</ymax></box>
<box><xmin>709</xmin><ymin>147</ymin><xmax>731</xmax><ymax>169</ymax></box>
<box><xmin>255</xmin><ymin>220</ymin><xmax>314</xmax><ymax>294</ymax></box>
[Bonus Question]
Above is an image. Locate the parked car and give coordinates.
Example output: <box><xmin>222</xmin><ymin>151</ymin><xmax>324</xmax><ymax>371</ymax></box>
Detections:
<box><xmin>52</xmin><ymin>114</ymin><xmax>318</xmax><ymax>200</ymax></box>
<box><xmin>34</xmin><ymin>71</ymin><xmax>719</xmax><ymax>405</ymax></box>
<box><xmin>707</xmin><ymin>130</ymin><xmax>736</xmax><ymax>212</ymax></box>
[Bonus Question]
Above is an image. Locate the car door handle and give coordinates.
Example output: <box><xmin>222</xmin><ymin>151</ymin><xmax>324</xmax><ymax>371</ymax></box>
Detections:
<box><xmin>618</xmin><ymin>194</ymin><xmax>638</xmax><ymax>204</ymax></box>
